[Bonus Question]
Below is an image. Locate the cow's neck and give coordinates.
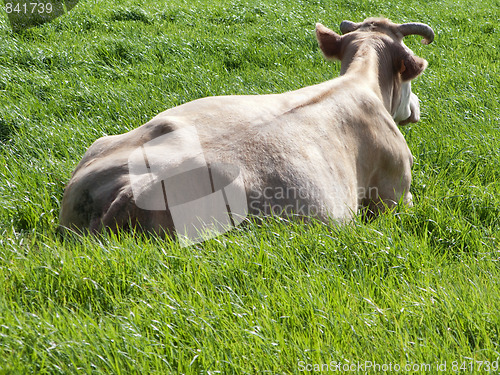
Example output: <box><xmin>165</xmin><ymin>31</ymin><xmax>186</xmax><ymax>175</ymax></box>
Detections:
<box><xmin>340</xmin><ymin>41</ymin><xmax>395</xmax><ymax>115</ymax></box>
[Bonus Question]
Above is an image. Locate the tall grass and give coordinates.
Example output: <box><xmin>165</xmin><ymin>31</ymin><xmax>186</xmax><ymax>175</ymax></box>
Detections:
<box><xmin>0</xmin><ymin>0</ymin><xmax>499</xmax><ymax>372</ymax></box>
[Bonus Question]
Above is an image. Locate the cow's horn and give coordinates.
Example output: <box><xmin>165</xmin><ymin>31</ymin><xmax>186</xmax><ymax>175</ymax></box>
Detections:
<box><xmin>340</xmin><ymin>20</ymin><xmax>360</xmax><ymax>34</ymax></box>
<box><xmin>398</xmin><ymin>22</ymin><xmax>434</xmax><ymax>44</ymax></box>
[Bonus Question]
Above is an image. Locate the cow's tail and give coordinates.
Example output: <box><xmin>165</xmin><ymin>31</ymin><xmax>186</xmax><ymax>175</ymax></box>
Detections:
<box><xmin>90</xmin><ymin>187</ymin><xmax>133</xmax><ymax>233</ymax></box>
<box><xmin>91</xmin><ymin>185</ymin><xmax>175</xmax><ymax>238</ymax></box>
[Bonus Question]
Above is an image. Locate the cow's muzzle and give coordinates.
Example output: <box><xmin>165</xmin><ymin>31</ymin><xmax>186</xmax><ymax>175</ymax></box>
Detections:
<box><xmin>393</xmin><ymin>82</ymin><xmax>420</xmax><ymax>125</ymax></box>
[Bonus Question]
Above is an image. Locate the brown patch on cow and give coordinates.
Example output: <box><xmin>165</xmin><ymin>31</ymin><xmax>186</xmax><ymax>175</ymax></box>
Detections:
<box><xmin>74</xmin><ymin>189</ymin><xmax>94</xmax><ymax>225</ymax></box>
<box><xmin>146</xmin><ymin>121</ymin><xmax>176</xmax><ymax>137</ymax></box>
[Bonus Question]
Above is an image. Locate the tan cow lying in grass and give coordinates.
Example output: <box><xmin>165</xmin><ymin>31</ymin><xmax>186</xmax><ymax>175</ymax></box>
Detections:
<box><xmin>60</xmin><ymin>18</ymin><xmax>434</xmax><ymax>242</ymax></box>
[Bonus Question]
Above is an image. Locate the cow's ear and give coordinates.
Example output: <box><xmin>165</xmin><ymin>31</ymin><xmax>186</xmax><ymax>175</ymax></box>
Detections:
<box><xmin>399</xmin><ymin>54</ymin><xmax>428</xmax><ymax>81</ymax></box>
<box><xmin>316</xmin><ymin>23</ymin><xmax>342</xmax><ymax>60</ymax></box>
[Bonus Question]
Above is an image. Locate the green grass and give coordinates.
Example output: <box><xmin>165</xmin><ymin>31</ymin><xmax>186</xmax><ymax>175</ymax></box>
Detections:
<box><xmin>1</xmin><ymin>0</ymin><xmax>499</xmax><ymax>372</ymax></box>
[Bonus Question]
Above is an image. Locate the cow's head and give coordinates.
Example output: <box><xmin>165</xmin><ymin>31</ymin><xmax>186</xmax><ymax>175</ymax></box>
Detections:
<box><xmin>316</xmin><ymin>18</ymin><xmax>434</xmax><ymax>125</ymax></box>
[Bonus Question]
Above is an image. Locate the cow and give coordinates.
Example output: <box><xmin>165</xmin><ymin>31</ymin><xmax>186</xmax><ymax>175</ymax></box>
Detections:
<box><xmin>59</xmin><ymin>17</ymin><xmax>434</xmax><ymax>242</ymax></box>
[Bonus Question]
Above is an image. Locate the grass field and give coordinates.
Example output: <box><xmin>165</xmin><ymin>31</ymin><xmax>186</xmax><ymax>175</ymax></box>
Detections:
<box><xmin>1</xmin><ymin>0</ymin><xmax>499</xmax><ymax>372</ymax></box>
